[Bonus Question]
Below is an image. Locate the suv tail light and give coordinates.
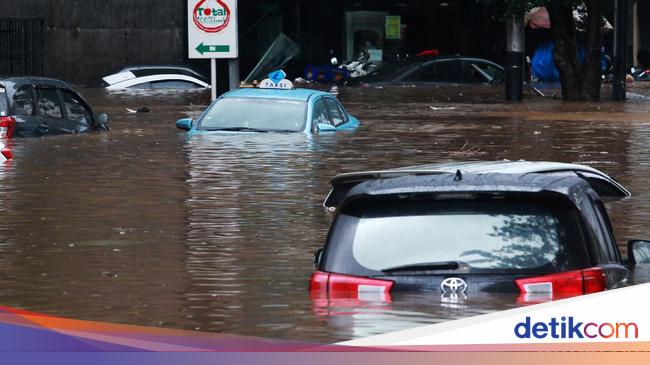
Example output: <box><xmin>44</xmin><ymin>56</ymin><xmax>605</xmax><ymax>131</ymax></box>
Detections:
<box><xmin>515</xmin><ymin>267</ymin><xmax>605</xmax><ymax>297</ymax></box>
<box><xmin>0</xmin><ymin>116</ymin><xmax>16</xmax><ymax>139</ymax></box>
<box><xmin>309</xmin><ymin>271</ymin><xmax>394</xmax><ymax>296</ymax></box>
<box><xmin>1</xmin><ymin>147</ymin><xmax>12</xmax><ymax>160</ymax></box>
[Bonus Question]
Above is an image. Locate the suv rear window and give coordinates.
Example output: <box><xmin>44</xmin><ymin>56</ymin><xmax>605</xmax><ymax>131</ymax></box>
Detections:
<box><xmin>0</xmin><ymin>86</ymin><xmax>7</xmax><ymax>116</ymax></box>
<box><xmin>323</xmin><ymin>197</ymin><xmax>590</xmax><ymax>276</ymax></box>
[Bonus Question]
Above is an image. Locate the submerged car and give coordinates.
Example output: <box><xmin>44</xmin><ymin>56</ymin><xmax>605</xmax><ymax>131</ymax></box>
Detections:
<box><xmin>351</xmin><ymin>56</ymin><xmax>505</xmax><ymax>86</ymax></box>
<box><xmin>311</xmin><ymin>161</ymin><xmax>650</xmax><ymax>302</ymax></box>
<box><xmin>632</xmin><ymin>68</ymin><xmax>649</xmax><ymax>81</ymax></box>
<box><xmin>0</xmin><ymin>77</ymin><xmax>109</xmax><ymax>138</ymax></box>
<box><xmin>175</xmin><ymin>86</ymin><xmax>360</xmax><ymax>135</ymax></box>
<box><xmin>102</xmin><ymin>65</ymin><xmax>210</xmax><ymax>90</ymax></box>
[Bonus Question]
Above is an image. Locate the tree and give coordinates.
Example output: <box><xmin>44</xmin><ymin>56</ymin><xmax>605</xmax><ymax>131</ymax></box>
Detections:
<box><xmin>505</xmin><ymin>1</ymin><xmax>606</xmax><ymax>101</ymax></box>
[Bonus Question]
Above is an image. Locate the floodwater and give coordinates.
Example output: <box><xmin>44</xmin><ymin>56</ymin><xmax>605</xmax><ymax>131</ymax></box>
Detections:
<box><xmin>1</xmin><ymin>83</ymin><xmax>650</xmax><ymax>343</ymax></box>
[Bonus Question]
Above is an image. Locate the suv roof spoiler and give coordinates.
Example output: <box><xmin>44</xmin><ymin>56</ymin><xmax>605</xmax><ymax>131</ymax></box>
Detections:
<box><xmin>323</xmin><ymin>160</ymin><xmax>631</xmax><ymax>209</ymax></box>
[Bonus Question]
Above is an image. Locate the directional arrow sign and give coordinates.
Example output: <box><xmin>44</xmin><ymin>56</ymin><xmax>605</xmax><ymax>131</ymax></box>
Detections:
<box><xmin>195</xmin><ymin>43</ymin><xmax>231</xmax><ymax>55</ymax></box>
<box><xmin>188</xmin><ymin>0</ymin><xmax>238</xmax><ymax>59</ymax></box>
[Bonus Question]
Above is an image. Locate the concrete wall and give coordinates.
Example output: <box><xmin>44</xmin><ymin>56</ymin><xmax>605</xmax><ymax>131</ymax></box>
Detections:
<box><xmin>1</xmin><ymin>0</ymin><xmax>185</xmax><ymax>84</ymax></box>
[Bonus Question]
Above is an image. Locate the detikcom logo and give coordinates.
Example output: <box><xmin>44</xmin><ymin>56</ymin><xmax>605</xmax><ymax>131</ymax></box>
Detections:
<box><xmin>193</xmin><ymin>0</ymin><xmax>231</xmax><ymax>33</ymax></box>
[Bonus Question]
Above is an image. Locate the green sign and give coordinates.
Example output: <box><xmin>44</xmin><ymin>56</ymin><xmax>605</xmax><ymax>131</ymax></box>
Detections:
<box><xmin>386</xmin><ymin>16</ymin><xmax>401</xmax><ymax>40</ymax></box>
<box><xmin>195</xmin><ymin>42</ymin><xmax>230</xmax><ymax>55</ymax></box>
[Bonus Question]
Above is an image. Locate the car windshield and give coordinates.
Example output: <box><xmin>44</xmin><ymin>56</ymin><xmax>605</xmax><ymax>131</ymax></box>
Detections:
<box><xmin>470</xmin><ymin>62</ymin><xmax>505</xmax><ymax>82</ymax></box>
<box><xmin>197</xmin><ymin>97</ymin><xmax>307</xmax><ymax>132</ymax></box>
<box><xmin>324</xmin><ymin>198</ymin><xmax>588</xmax><ymax>275</ymax></box>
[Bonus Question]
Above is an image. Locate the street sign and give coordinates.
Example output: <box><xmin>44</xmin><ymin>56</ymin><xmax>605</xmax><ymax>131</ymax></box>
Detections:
<box><xmin>188</xmin><ymin>0</ymin><xmax>239</xmax><ymax>59</ymax></box>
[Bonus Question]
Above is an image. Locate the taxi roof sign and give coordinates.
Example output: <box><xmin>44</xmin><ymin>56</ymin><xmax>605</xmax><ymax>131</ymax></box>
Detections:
<box><xmin>259</xmin><ymin>70</ymin><xmax>293</xmax><ymax>90</ymax></box>
<box><xmin>268</xmin><ymin>70</ymin><xmax>286</xmax><ymax>84</ymax></box>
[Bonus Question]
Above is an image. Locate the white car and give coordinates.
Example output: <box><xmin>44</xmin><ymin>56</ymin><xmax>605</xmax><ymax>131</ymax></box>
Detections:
<box><xmin>102</xmin><ymin>66</ymin><xmax>210</xmax><ymax>90</ymax></box>
<box><xmin>0</xmin><ymin>141</ymin><xmax>11</xmax><ymax>162</ymax></box>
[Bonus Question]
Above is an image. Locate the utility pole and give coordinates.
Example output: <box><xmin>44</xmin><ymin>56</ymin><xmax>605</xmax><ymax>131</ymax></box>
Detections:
<box><xmin>505</xmin><ymin>16</ymin><xmax>524</xmax><ymax>101</ymax></box>
<box><xmin>613</xmin><ymin>0</ymin><xmax>629</xmax><ymax>100</ymax></box>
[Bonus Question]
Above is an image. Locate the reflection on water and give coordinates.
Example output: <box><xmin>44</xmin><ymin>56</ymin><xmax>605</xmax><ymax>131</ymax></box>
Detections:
<box><xmin>1</xmin><ymin>84</ymin><xmax>650</xmax><ymax>342</ymax></box>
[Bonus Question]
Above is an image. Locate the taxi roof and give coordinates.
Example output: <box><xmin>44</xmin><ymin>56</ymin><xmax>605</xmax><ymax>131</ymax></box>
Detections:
<box><xmin>222</xmin><ymin>87</ymin><xmax>332</xmax><ymax>102</ymax></box>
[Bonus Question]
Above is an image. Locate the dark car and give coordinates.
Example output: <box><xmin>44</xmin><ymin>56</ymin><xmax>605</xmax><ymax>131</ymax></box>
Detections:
<box><xmin>0</xmin><ymin>77</ymin><xmax>109</xmax><ymax>138</ymax></box>
<box><xmin>310</xmin><ymin>161</ymin><xmax>650</xmax><ymax>303</ymax></box>
<box><xmin>351</xmin><ymin>56</ymin><xmax>505</xmax><ymax>86</ymax></box>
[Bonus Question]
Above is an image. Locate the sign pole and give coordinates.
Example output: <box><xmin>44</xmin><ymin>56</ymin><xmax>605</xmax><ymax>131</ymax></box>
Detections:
<box><xmin>188</xmin><ymin>0</ymin><xmax>238</xmax><ymax>97</ymax></box>
<box><xmin>211</xmin><ymin>58</ymin><xmax>217</xmax><ymax>101</ymax></box>
<box><xmin>228</xmin><ymin>59</ymin><xmax>240</xmax><ymax>90</ymax></box>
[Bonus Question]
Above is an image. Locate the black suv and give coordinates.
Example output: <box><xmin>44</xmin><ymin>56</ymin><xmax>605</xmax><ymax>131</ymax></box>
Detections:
<box><xmin>0</xmin><ymin>77</ymin><xmax>109</xmax><ymax>138</ymax></box>
<box><xmin>311</xmin><ymin>161</ymin><xmax>650</xmax><ymax>302</ymax></box>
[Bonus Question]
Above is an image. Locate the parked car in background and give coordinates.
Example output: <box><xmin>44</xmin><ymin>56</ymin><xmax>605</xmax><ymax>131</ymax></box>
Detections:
<box><xmin>350</xmin><ymin>56</ymin><xmax>505</xmax><ymax>86</ymax></box>
<box><xmin>632</xmin><ymin>68</ymin><xmax>649</xmax><ymax>81</ymax></box>
<box><xmin>102</xmin><ymin>65</ymin><xmax>210</xmax><ymax>90</ymax></box>
<box><xmin>176</xmin><ymin>73</ymin><xmax>360</xmax><ymax>135</ymax></box>
<box><xmin>0</xmin><ymin>141</ymin><xmax>11</xmax><ymax>161</ymax></box>
<box><xmin>0</xmin><ymin>77</ymin><xmax>109</xmax><ymax>138</ymax></box>
<box><xmin>311</xmin><ymin>161</ymin><xmax>650</xmax><ymax>303</ymax></box>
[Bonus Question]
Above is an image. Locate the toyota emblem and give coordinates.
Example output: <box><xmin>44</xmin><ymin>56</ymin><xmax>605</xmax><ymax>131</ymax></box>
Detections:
<box><xmin>440</xmin><ymin>277</ymin><xmax>468</xmax><ymax>294</ymax></box>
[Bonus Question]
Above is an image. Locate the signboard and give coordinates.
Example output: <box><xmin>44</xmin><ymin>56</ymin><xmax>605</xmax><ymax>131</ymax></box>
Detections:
<box><xmin>385</xmin><ymin>15</ymin><xmax>401</xmax><ymax>40</ymax></box>
<box><xmin>188</xmin><ymin>0</ymin><xmax>239</xmax><ymax>59</ymax></box>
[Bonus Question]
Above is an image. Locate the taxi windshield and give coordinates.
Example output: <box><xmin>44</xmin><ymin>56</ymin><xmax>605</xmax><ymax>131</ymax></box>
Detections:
<box><xmin>197</xmin><ymin>97</ymin><xmax>307</xmax><ymax>132</ymax></box>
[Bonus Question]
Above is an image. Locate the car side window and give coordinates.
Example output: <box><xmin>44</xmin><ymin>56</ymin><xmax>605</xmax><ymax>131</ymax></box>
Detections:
<box><xmin>126</xmin><ymin>82</ymin><xmax>151</xmax><ymax>89</ymax></box>
<box><xmin>324</xmin><ymin>99</ymin><xmax>347</xmax><ymax>127</ymax></box>
<box><xmin>61</xmin><ymin>90</ymin><xmax>92</xmax><ymax>126</ymax></box>
<box><xmin>150</xmin><ymin>80</ymin><xmax>202</xmax><ymax>89</ymax></box>
<box><xmin>37</xmin><ymin>88</ymin><xmax>63</xmax><ymax>118</ymax></box>
<box><xmin>418</xmin><ymin>63</ymin><xmax>438</xmax><ymax>82</ymax></box>
<box><xmin>434</xmin><ymin>60</ymin><xmax>464</xmax><ymax>82</ymax></box>
<box><xmin>402</xmin><ymin>63</ymin><xmax>436</xmax><ymax>82</ymax></box>
<box><xmin>13</xmin><ymin>86</ymin><xmax>35</xmax><ymax>115</ymax></box>
<box><xmin>469</xmin><ymin>62</ymin><xmax>505</xmax><ymax>83</ymax></box>
<box><xmin>312</xmin><ymin>99</ymin><xmax>330</xmax><ymax>125</ymax></box>
<box><xmin>466</xmin><ymin>63</ymin><xmax>488</xmax><ymax>83</ymax></box>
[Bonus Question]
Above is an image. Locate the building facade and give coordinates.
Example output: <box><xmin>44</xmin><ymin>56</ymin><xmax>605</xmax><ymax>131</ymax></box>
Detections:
<box><xmin>1</xmin><ymin>0</ymin><xmax>509</xmax><ymax>85</ymax></box>
<box><xmin>6</xmin><ymin>1</ymin><xmax>647</xmax><ymax>85</ymax></box>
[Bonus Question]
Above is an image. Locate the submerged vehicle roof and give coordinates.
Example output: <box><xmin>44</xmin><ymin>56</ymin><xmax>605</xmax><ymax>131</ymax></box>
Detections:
<box><xmin>324</xmin><ymin>160</ymin><xmax>630</xmax><ymax>208</ymax></box>
<box><xmin>222</xmin><ymin>88</ymin><xmax>334</xmax><ymax>102</ymax></box>
<box><xmin>0</xmin><ymin>76</ymin><xmax>72</xmax><ymax>90</ymax></box>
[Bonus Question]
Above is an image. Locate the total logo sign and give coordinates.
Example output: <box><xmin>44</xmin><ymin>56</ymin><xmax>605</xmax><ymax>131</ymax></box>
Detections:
<box><xmin>187</xmin><ymin>0</ymin><xmax>238</xmax><ymax>59</ymax></box>
<box><xmin>193</xmin><ymin>0</ymin><xmax>230</xmax><ymax>33</ymax></box>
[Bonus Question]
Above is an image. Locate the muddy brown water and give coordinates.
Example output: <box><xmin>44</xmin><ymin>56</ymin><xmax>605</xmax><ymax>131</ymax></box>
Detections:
<box><xmin>1</xmin><ymin>83</ymin><xmax>650</xmax><ymax>343</ymax></box>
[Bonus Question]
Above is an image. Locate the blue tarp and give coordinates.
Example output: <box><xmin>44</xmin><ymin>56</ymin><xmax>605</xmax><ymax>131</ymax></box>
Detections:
<box><xmin>531</xmin><ymin>42</ymin><xmax>560</xmax><ymax>81</ymax></box>
<box><xmin>532</xmin><ymin>41</ymin><xmax>608</xmax><ymax>81</ymax></box>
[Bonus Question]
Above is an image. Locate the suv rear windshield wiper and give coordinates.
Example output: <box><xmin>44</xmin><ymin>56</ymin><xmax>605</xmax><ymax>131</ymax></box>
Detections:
<box><xmin>203</xmin><ymin>127</ymin><xmax>269</xmax><ymax>133</ymax></box>
<box><xmin>382</xmin><ymin>261</ymin><xmax>466</xmax><ymax>273</ymax></box>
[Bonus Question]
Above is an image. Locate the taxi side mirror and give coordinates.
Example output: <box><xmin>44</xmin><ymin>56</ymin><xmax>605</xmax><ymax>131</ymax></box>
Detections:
<box><xmin>95</xmin><ymin>113</ymin><xmax>109</xmax><ymax>125</ymax></box>
<box><xmin>176</xmin><ymin>118</ymin><xmax>194</xmax><ymax>131</ymax></box>
<box><xmin>628</xmin><ymin>240</ymin><xmax>650</xmax><ymax>265</ymax></box>
<box><xmin>317</xmin><ymin>123</ymin><xmax>336</xmax><ymax>132</ymax></box>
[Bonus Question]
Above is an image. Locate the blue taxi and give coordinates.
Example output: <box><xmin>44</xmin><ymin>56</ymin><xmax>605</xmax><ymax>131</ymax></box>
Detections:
<box><xmin>175</xmin><ymin>72</ymin><xmax>360</xmax><ymax>135</ymax></box>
